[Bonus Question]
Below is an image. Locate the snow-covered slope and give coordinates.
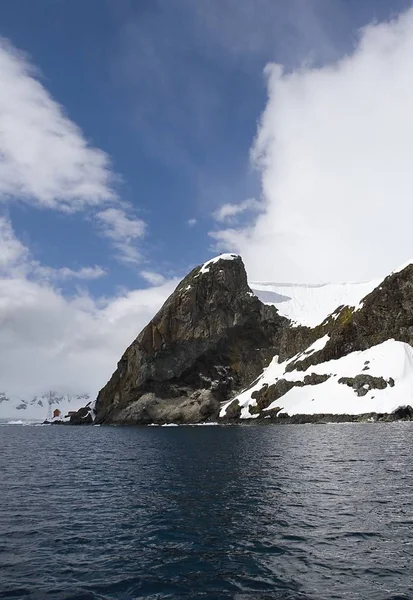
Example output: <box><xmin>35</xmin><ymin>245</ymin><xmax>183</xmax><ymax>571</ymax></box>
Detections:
<box><xmin>221</xmin><ymin>339</ymin><xmax>413</xmax><ymax>419</ymax></box>
<box><xmin>249</xmin><ymin>280</ymin><xmax>380</xmax><ymax>327</ymax></box>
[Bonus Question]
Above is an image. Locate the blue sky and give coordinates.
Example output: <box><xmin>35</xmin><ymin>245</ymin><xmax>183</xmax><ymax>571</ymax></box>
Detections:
<box><xmin>3</xmin><ymin>0</ymin><xmax>413</xmax><ymax>406</ymax></box>
<box><xmin>1</xmin><ymin>0</ymin><xmax>410</xmax><ymax>295</ymax></box>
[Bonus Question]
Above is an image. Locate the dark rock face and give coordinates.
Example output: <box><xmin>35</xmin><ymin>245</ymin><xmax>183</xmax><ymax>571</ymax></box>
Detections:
<box><xmin>95</xmin><ymin>256</ymin><xmax>288</xmax><ymax>424</ymax></box>
<box><xmin>225</xmin><ymin>399</ymin><xmax>241</xmax><ymax>420</ymax></box>
<box><xmin>246</xmin><ymin>373</ymin><xmax>329</xmax><ymax>416</ymax></box>
<box><xmin>69</xmin><ymin>404</ymin><xmax>93</xmax><ymax>425</ymax></box>
<box><xmin>287</xmin><ymin>265</ymin><xmax>413</xmax><ymax>372</ymax></box>
<box><xmin>391</xmin><ymin>405</ymin><xmax>413</xmax><ymax>420</ymax></box>
<box><xmin>250</xmin><ymin>380</ymin><xmax>296</xmax><ymax>413</ymax></box>
<box><xmin>338</xmin><ymin>374</ymin><xmax>389</xmax><ymax>397</ymax></box>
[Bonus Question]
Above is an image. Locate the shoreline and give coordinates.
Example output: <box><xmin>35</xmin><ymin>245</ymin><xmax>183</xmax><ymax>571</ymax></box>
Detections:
<box><xmin>41</xmin><ymin>405</ymin><xmax>413</xmax><ymax>426</ymax></box>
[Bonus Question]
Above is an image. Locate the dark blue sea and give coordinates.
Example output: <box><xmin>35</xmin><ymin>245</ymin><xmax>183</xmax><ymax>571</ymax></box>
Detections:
<box><xmin>1</xmin><ymin>423</ymin><xmax>413</xmax><ymax>600</ymax></box>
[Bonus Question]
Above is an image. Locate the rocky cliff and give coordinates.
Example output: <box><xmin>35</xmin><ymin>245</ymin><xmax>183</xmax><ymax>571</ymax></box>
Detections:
<box><xmin>71</xmin><ymin>255</ymin><xmax>413</xmax><ymax>425</ymax></box>
<box><xmin>220</xmin><ymin>263</ymin><xmax>413</xmax><ymax>421</ymax></box>
<box><xmin>94</xmin><ymin>254</ymin><xmax>288</xmax><ymax>424</ymax></box>
<box><xmin>286</xmin><ymin>264</ymin><xmax>413</xmax><ymax>372</ymax></box>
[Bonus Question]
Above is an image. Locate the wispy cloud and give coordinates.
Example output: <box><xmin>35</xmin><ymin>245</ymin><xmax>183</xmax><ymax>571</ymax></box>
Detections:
<box><xmin>140</xmin><ymin>270</ymin><xmax>166</xmax><ymax>286</ymax></box>
<box><xmin>96</xmin><ymin>208</ymin><xmax>146</xmax><ymax>264</ymax></box>
<box><xmin>33</xmin><ymin>265</ymin><xmax>106</xmax><ymax>281</ymax></box>
<box><xmin>0</xmin><ymin>215</ymin><xmax>28</xmax><ymax>272</ymax></box>
<box><xmin>0</xmin><ymin>215</ymin><xmax>106</xmax><ymax>282</ymax></box>
<box><xmin>0</xmin><ymin>38</ymin><xmax>117</xmax><ymax>212</ymax></box>
<box><xmin>0</xmin><ymin>38</ymin><xmax>154</xmax><ymax>268</ymax></box>
<box><xmin>212</xmin><ymin>198</ymin><xmax>262</xmax><ymax>223</ymax></box>
<box><xmin>187</xmin><ymin>218</ymin><xmax>197</xmax><ymax>227</ymax></box>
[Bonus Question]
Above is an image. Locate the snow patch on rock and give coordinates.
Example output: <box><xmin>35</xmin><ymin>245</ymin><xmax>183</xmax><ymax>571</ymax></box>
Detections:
<box><xmin>221</xmin><ymin>339</ymin><xmax>413</xmax><ymax>418</ymax></box>
<box><xmin>199</xmin><ymin>254</ymin><xmax>239</xmax><ymax>275</ymax></box>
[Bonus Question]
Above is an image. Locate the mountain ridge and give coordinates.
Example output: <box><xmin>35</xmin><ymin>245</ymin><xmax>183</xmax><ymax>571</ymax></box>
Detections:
<box><xmin>3</xmin><ymin>254</ymin><xmax>413</xmax><ymax>424</ymax></box>
<box><xmin>86</xmin><ymin>254</ymin><xmax>413</xmax><ymax>425</ymax></box>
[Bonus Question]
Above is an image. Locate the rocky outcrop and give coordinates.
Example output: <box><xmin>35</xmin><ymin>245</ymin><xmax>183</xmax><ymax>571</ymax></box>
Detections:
<box><xmin>69</xmin><ymin>403</ymin><xmax>94</xmax><ymax>425</ymax></box>
<box><xmin>95</xmin><ymin>255</ymin><xmax>288</xmax><ymax>424</ymax></box>
<box><xmin>245</xmin><ymin>374</ymin><xmax>329</xmax><ymax>416</ymax></box>
<box><xmin>288</xmin><ymin>265</ymin><xmax>413</xmax><ymax>372</ymax></box>
<box><xmin>338</xmin><ymin>375</ymin><xmax>391</xmax><ymax>396</ymax></box>
<box><xmin>391</xmin><ymin>405</ymin><xmax>413</xmax><ymax>420</ymax></box>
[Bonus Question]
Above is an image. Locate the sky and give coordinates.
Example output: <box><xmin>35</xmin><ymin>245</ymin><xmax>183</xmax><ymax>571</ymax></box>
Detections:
<box><xmin>1</xmin><ymin>0</ymin><xmax>413</xmax><ymax>404</ymax></box>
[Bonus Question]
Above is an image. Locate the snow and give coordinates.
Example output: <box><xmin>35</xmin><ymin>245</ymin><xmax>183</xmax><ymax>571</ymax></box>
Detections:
<box><xmin>249</xmin><ymin>280</ymin><xmax>380</xmax><ymax>327</ymax></box>
<box><xmin>302</xmin><ymin>334</ymin><xmax>330</xmax><ymax>355</ymax></box>
<box><xmin>390</xmin><ymin>258</ymin><xmax>413</xmax><ymax>276</ymax></box>
<box><xmin>220</xmin><ymin>339</ymin><xmax>413</xmax><ymax>419</ymax></box>
<box><xmin>198</xmin><ymin>253</ymin><xmax>239</xmax><ymax>275</ymax></box>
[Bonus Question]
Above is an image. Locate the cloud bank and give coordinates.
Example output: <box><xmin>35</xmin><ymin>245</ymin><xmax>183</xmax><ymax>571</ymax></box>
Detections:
<box><xmin>0</xmin><ymin>217</ymin><xmax>176</xmax><ymax>409</ymax></box>
<box><xmin>213</xmin><ymin>7</ymin><xmax>413</xmax><ymax>283</ymax></box>
<box><xmin>0</xmin><ymin>275</ymin><xmax>176</xmax><ymax>406</ymax></box>
<box><xmin>0</xmin><ymin>38</ymin><xmax>117</xmax><ymax>211</ymax></box>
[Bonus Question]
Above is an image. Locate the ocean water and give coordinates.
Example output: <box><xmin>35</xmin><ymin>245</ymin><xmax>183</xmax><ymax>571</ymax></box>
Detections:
<box><xmin>1</xmin><ymin>423</ymin><xmax>413</xmax><ymax>600</ymax></box>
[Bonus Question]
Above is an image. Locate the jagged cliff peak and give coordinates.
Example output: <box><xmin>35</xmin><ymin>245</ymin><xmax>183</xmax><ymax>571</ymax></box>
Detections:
<box><xmin>93</xmin><ymin>254</ymin><xmax>287</xmax><ymax>424</ymax></box>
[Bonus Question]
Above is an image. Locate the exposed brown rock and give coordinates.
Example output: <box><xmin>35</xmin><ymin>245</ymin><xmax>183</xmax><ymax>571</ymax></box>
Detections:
<box><xmin>286</xmin><ymin>265</ymin><xmax>413</xmax><ymax>372</ymax></box>
<box><xmin>95</xmin><ymin>256</ymin><xmax>288</xmax><ymax>424</ymax></box>
<box><xmin>248</xmin><ymin>373</ymin><xmax>329</xmax><ymax>414</ymax></box>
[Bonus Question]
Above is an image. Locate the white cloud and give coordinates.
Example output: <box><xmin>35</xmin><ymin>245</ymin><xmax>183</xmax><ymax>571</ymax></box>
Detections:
<box><xmin>0</xmin><ymin>39</ymin><xmax>152</xmax><ymax>266</ymax></box>
<box><xmin>213</xmin><ymin>7</ymin><xmax>413</xmax><ymax>283</ymax></box>
<box><xmin>140</xmin><ymin>270</ymin><xmax>166</xmax><ymax>285</ymax></box>
<box><xmin>0</xmin><ymin>38</ymin><xmax>116</xmax><ymax>211</ymax></box>
<box><xmin>0</xmin><ymin>215</ymin><xmax>106</xmax><ymax>282</ymax></box>
<box><xmin>96</xmin><ymin>207</ymin><xmax>146</xmax><ymax>264</ymax></box>
<box><xmin>0</xmin><ymin>216</ymin><xmax>28</xmax><ymax>272</ymax></box>
<box><xmin>33</xmin><ymin>265</ymin><xmax>106</xmax><ymax>281</ymax></box>
<box><xmin>187</xmin><ymin>218</ymin><xmax>197</xmax><ymax>227</ymax></box>
<box><xmin>212</xmin><ymin>198</ymin><xmax>262</xmax><ymax>223</ymax></box>
<box><xmin>96</xmin><ymin>208</ymin><xmax>146</xmax><ymax>240</ymax></box>
<box><xmin>0</xmin><ymin>218</ymin><xmax>177</xmax><ymax>412</ymax></box>
<box><xmin>0</xmin><ymin>275</ymin><xmax>177</xmax><ymax>412</ymax></box>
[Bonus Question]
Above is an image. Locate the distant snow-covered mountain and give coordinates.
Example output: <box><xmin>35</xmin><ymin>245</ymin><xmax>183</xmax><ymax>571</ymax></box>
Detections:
<box><xmin>0</xmin><ymin>392</ymin><xmax>90</xmax><ymax>423</ymax></box>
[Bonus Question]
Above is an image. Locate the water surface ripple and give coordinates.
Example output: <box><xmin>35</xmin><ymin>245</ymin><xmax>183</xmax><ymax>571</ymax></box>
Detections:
<box><xmin>1</xmin><ymin>423</ymin><xmax>413</xmax><ymax>599</ymax></box>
